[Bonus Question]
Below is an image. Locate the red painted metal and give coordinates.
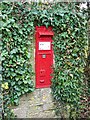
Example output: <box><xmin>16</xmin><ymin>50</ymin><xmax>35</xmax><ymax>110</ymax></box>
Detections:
<box><xmin>35</xmin><ymin>26</ymin><xmax>54</xmax><ymax>88</ymax></box>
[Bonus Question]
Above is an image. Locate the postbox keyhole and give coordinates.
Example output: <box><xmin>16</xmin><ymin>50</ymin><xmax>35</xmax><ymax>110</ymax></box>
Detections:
<box><xmin>40</xmin><ymin>69</ymin><xmax>45</xmax><ymax>76</ymax></box>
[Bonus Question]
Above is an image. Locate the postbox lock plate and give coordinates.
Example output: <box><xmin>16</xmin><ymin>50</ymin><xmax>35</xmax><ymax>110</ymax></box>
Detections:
<box><xmin>39</xmin><ymin>42</ymin><xmax>51</xmax><ymax>50</ymax></box>
<box><xmin>40</xmin><ymin>69</ymin><xmax>45</xmax><ymax>76</ymax></box>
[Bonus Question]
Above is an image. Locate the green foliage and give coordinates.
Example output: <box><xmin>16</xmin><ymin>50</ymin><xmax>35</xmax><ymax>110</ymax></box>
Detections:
<box><xmin>1</xmin><ymin>2</ymin><xmax>34</xmax><ymax>119</ymax></box>
<box><xmin>51</xmin><ymin>3</ymin><xmax>88</xmax><ymax>118</ymax></box>
<box><xmin>0</xmin><ymin>1</ymin><xmax>88</xmax><ymax>119</ymax></box>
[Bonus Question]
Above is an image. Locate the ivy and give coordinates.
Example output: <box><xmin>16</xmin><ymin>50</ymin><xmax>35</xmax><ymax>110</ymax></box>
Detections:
<box><xmin>51</xmin><ymin>3</ymin><xmax>88</xmax><ymax>118</ymax></box>
<box><xmin>1</xmin><ymin>2</ymin><xmax>34</xmax><ymax>119</ymax></box>
<box><xmin>0</xmin><ymin>1</ymin><xmax>88</xmax><ymax>119</ymax></box>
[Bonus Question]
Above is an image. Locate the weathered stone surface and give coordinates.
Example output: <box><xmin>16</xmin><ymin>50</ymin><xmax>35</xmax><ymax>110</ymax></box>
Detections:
<box><xmin>13</xmin><ymin>102</ymin><xmax>29</xmax><ymax>118</ymax></box>
<box><xmin>13</xmin><ymin>88</ymin><xmax>57</xmax><ymax>118</ymax></box>
<box><xmin>43</xmin><ymin>103</ymin><xmax>54</xmax><ymax>111</ymax></box>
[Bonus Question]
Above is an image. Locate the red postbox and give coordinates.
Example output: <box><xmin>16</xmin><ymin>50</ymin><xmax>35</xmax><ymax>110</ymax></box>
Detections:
<box><xmin>35</xmin><ymin>26</ymin><xmax>54</xmax><ymax>88</ymax></box>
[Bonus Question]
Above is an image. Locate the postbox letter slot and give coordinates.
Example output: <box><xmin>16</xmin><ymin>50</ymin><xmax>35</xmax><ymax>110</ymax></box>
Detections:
<box><xmin>39</xmin><ymin>31</ymin><xmax>54</xmax><ymax>36</ymax></box>
<box><xmin>40</xmin><ymin>80</ymin><xmax>44</xmax><ymax>83</ymax></box>
<box><xmin>42</xmin><ymin>54</ymin><xmax>46</xmax><ymax>58</ymax></box>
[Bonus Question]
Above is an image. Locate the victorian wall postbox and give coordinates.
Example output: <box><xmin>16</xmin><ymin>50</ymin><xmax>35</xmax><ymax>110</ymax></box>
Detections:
<box><xmin>35</xmin><ymin>26</ymin><xmax>54</xmax><ymax>88</ymax></box>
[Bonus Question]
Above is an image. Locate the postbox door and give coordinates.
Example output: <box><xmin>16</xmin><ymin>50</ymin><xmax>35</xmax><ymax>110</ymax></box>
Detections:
<box><xmin>36</xmin><ymin>53</ymin><xmax>53</xmax><ymax>88</ymax></box>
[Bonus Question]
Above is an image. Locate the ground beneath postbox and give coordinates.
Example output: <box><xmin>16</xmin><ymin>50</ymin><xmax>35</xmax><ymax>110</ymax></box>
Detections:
<box><xmin>13</xmin><ymin>88</ymin><xmax>57</xmax><ymax>118</ymax></box>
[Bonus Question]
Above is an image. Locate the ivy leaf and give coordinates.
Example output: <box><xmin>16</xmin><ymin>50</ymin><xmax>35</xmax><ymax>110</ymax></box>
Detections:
<box><xmin>23</xmin><ymin>81</ymin><xmax>28</xmax><ymax>84</ymax></box>
<box><xmin>10</xmin><ymin>48</ymin><xmax>17</xmax><ymax>54</ymax></box>
<box><xmin>24</xmin><ymin>88</ymin><xmax>29</xmax><ymax>92</ymax></box>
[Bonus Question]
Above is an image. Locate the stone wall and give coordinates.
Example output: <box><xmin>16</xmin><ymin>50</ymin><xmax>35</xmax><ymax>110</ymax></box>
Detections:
<box><xmin>13</xmin><ymin>88</ymin><xmax>58</xmax><ymax>118</ymax></box>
